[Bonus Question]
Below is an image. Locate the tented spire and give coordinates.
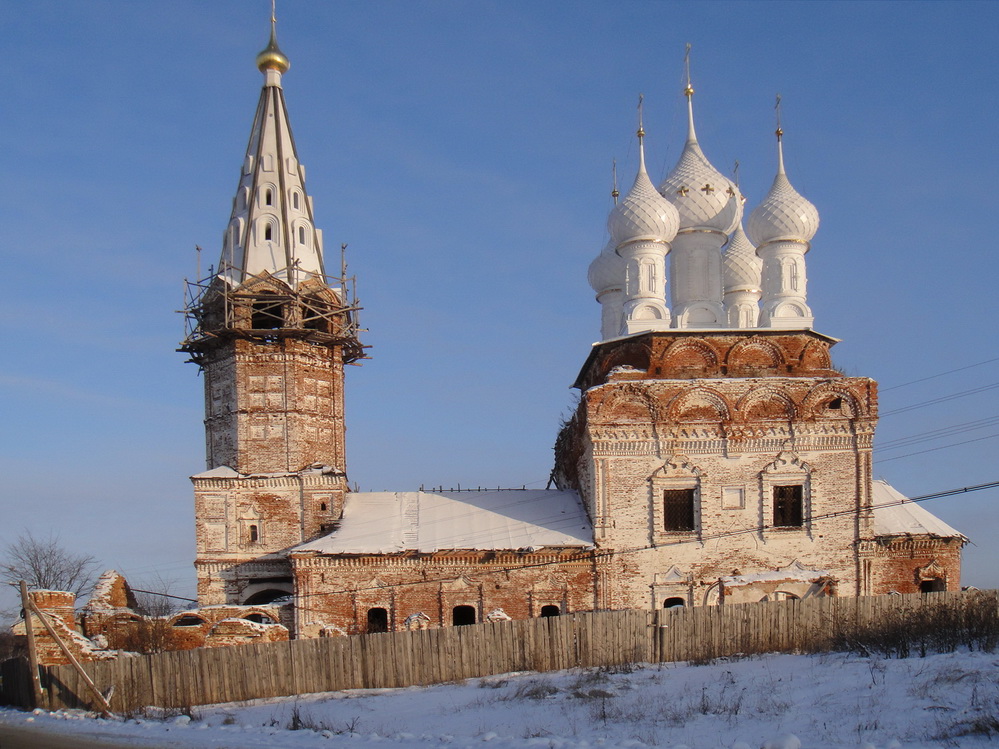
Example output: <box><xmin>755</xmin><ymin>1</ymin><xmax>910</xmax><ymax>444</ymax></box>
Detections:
<box><xmin>218</xmin><ymin>19</ymin><xmax>325</xmax><ymax>287</ymax></box>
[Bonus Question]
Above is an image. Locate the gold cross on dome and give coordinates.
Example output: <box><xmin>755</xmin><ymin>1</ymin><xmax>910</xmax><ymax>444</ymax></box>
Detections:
<box><xmin>701</xmin><ymin>183</ymin><xmax>715</xmax><ymax>194</ymax></box>
<box><xmin>725</xmin><ymin>186</ymin><xmax>736</xmax><ymax>197</ymax></box>
<box><xmin>676</xmin><ymin>186</ymin><xmax>690</xmax><ymax>196</ymax></box>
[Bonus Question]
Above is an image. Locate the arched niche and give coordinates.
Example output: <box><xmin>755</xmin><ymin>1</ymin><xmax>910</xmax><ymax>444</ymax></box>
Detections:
<box><xmin>725</xmin><ymin>337</ymin><xmax>785</xmax><ymax>375</ymax></box>
<box><xmin>737</xmin><ymin>387</ymin><xmax>796</xmax><ymax>422</ymax></box>
<box><xmin>667</xmin><ymin>387</ymin><xmax>731</xmax><ymax>423</ymax></box>
<box><xmin>659</xmin><ymin>338</ymin><xmax>719</xmax><ymax>377</ymax></box>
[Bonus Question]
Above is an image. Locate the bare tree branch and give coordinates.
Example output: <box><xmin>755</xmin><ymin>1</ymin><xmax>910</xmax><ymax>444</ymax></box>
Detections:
<box><xmin>1</xmin><ymin>531</ymin><xmax>99</xmax><ymax>598</ymax></box>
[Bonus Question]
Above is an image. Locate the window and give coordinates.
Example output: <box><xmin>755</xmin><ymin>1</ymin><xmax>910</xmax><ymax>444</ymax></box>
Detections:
<box><xmin>172</xmin><ymin>615</ymin><xmax>206</xmax><ymax>627</ymax></box>
<box><xmin>264</xmin><ymin>189</ymin><xmax>273</xmax><ymax>206</ymax></box>
<box><xmin>663</xmin><ymin>597</ymin><xmax>686</xmax><ymax>609</ymax></box>
<box><xmin>292</xmin><ymin>192</ymin><xmax>300</xmax><ymax>209</ymax></box>
<box><xmin>920</xmin><ymin>579</ymin><xmax>945</xmax><ymax>593</ymax></box>
<box><xmin>452</xmin><ymin>605</ymin><xmax>476</xmax><ymax>626</ymax></box>
<box><xmin>539</xmin><ymin>605</ymin><xmax>560</xmax><ymax>618</ymax></box>
<box><xmin>248</xmin><ymin>524</ymin><xmax>259</xmax><ymax>543</ymax></box>
<box><xmin>663</xmin><ymin>489</ymin><xmax>695</xmax><ymax>531</ymax></box>
<box><xmin>773</xmin><ymin>485</ymin><xmax>803</xmax><ymax>527</ymax></box>
<box><xmin>299</xmin><ymin>226</ymin><xmax>306</xmax><ymax>244</ymax></box>
<box><xmin>251</xmin><ymin>293</ymin><xmax>283</xmax><ymax>329</ymax></box>
<box><xmin>366</xmin><ymin>607</ymin><xmax>389</xmax><ymax>633</ymax></box>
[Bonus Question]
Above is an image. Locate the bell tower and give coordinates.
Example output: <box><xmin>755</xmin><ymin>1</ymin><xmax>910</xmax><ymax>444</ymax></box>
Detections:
<box><xmin>180</xmin><ymin>17</ymin><xmax>364</xmax><ymax>606</ymax></box>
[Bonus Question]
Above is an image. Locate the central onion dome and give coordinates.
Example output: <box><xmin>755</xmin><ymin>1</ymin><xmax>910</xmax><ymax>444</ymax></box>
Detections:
<box><xmin>747</xmin><ymin>134</ymin><xmax>819</xmax><ymax>247</ymax></box>
<box><xmin>659</xmin><ymin>85</ymin><xmax>742</xmax><ymax>234</ymax></box>
<box><xmin>723</xmin><ymin>221</ymin><xmax>762</xmax><ymax>292</ymax></box>
<box><xmin>608</xmin><ymin>139</ymin><xmax>679</xmax><ymax>249</ymax></box>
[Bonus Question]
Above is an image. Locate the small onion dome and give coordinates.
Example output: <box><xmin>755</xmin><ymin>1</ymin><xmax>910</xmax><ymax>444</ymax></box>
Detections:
<box><xmin>747</xmin><ymin>140</ymin><xmax>819</xmax><ymax>246</ymax></box>
<box><xmin>588</xmin><ymin>238</ymin><xmax>626</xmax><ymax>293</ymax></box>
<box><xmin>723</xmin><ymin>222</ymin><xmax>762</xmax><ymax>292</ymax></box>
<box><xmin>256</xmin><ymin>25</ymin><xmax>290</xmax><ymax>74</ymax></box>
<box><xmin>608</xmin><ymin>151</ymin><xmax>679</xmax><ymax>249</ymax></box>
<box><xmin>659</xmin><ymin>94</ymin><xmax>742</xmax><ymax>234</ymax></box>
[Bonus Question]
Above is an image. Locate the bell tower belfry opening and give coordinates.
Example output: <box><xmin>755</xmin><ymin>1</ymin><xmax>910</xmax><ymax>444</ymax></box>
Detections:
<box><xmin>180</xmin><ymin>15</ymin><xmax>365</xmax><ymax>607</ymax></box>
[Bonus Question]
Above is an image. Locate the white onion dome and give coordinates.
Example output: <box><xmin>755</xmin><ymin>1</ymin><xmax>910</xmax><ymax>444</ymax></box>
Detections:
<box><xmin>659</xmin><ymin>90</ymin><xmax>742</xmax><ymax>234</ymax></box>
<box><xmin>588</xmin><ymin>238</ymin><xmax>625</xmax><ymax>293</ymax></box>
<box><xmin>723</xmin><ymin>222</ymin><xmax>762</xmax><ymax>291</ymax></box>
<box><xmin>608</xmin><ymin>144</ymin><xmax>679</xmax><ymax>248</ymax></box>
<box><xmin>747</xmin><ymin>137</ymin><xmax>819</xmax><ymax>246</ymax></box>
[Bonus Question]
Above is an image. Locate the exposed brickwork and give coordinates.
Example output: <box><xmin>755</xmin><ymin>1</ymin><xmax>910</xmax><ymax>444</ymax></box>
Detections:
<box><xmin>859</xmin><ymin>538</ymin><xmax>963</xmax><ymax>594</ymax></box>
<box><xmin>188</xmin><ymin>273</ymin><xmax>360</xmax><ymax>607</ymax></box>
<box><xmin>289</xmin><ymin>550</ymin><xmax>595</xmax><ymax>637</ymax></box>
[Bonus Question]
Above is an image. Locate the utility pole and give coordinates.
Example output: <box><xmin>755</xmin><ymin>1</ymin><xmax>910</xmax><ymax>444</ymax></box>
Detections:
<box><xmin>19</xmin><ymin>580</ymin><xmax>45</xmax><ymax>709</ymax></box>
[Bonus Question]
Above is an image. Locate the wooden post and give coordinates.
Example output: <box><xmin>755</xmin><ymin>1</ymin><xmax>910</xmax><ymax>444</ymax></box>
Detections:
<box><xmin>24</xmin><ymin>597</ymin><xmax>114</xmax><ymax>717</ymax></box>
<box><xmin>19</xmin><ymin>581</ymin><xmax>46</xmax><ymax>709</ymax></box>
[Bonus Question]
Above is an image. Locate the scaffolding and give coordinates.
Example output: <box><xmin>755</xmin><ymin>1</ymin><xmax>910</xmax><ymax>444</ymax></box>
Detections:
<box><xmin>179</xmin><ymin>254</ymin><xmax>367</xmax><ymax>367</ymax></box>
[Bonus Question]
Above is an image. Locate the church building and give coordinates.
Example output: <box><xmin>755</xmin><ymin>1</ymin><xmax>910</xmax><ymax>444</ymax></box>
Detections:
<box><xmin>180</xmin><ymin>24</ymin><xmax>965</xmax><ymax>638</ymax></box>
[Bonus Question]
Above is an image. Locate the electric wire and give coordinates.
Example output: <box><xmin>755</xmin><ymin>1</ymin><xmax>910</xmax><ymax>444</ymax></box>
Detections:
<box><xmin>285</xmin><ymin>480</ymin><xmax>997</xmax><ymax>615</ymax></box>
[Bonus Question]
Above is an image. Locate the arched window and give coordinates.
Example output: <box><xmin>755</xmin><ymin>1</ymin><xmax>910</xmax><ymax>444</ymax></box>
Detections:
<box><xmin>251</xmin><ymin>292</ymin><xmax>284</xmax><ymax>329</ymax></box>
<box><xmin>292</xmin><ymin>192</ymin><xmax>300</xmax><ymax>210</ymax></box>
<box><xmin>265</xmin><ymin>189</ymin><xmax>273</xmax><ymax>206</ymax></box>
<box><xmin>539</xmin><ymin>605</ymin><xmax>560</xmax><ymax>618</ymax></box>
<box><xmin>248</xmin><ymin>524</ymin><xmax>259</xmax><ymax>543</ymax></box>
<box><xmin>172</xmin><ymin>615</ymin><xmax>206</xmax><ymax>627</ymax></box>
<box><xmin>243</xmin><ymin>612</ymin><xmax>275</xmax><ymax>624</ymax></box>
<box><xmin>299</xmin><ymin>226</ymin><xmax>306</xmax><ymax>244</ymax></box>
<box><xmin>367</xmin><ymin>607</ymin><xmax>389</xmax><ymax>633</ymax></box>
<box><xmin>264</xmin><ymin>224</ymin><xmax>273</xmax><ymax>241</ymax></box>
<box><xmin>452</xmin><ymin>605</ymin><xmax>476</xmax><ymax>626</ymax></box>
<box><xmin>663</xmin><ymin>597</ymin><xmax>686</xmax><ymax>608</ymax></box>
<box><xmin>920</xmin><ymin>579</ymin><xmax>946</xmax><ymax>593</ymax></box>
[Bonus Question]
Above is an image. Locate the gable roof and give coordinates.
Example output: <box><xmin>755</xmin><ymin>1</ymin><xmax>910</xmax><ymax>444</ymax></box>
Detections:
<box><xmin>296</xmin><ymin>490</ymin><xmax>594</xmax><ymax>554</ymax></box>
<box><xmin>871</xmin><ymin>480</ymin><xmax>966</xmax><ymax>540</ymax></box>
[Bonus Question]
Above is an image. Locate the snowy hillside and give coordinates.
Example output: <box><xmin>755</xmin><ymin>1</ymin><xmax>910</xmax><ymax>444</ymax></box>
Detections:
<box><xmin>2</xmin><ymin>650</ymin><xmax>997</xmax><ymax>748</ymax></box>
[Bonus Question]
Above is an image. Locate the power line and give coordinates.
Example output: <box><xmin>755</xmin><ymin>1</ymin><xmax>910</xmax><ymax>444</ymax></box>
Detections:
<box><xmin>877</xmin><ymin>416</ymin><xmax>999</xmax><ymax>450</ymax></box>
<box><xmin>287</xmin><ymin>479</ymin><xmax>997</xmax><ymax>612</ymax></box>
<box><xmin>881</xmin><ymin>382</ymin><xmax>999</xmax><ymax>416</ymax></box>
<box><xmin>880</xmin><ymin>356</ymin><xmax>999</xmax><ymax>392</ymax></box>
<box><xmin>874</xmin><ymin>433</ymin><xmax>999</xmax><ymax>464</ymax></box>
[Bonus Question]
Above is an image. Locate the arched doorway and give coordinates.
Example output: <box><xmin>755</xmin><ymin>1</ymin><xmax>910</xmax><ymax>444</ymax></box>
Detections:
<box><xmin>663</xmin><ymin>597</ymin><xmax>686</xmax><ymax>609</ymax></box>
<box><xmin>452</xmin><ymin>605</ymin><xmax>476</xmax><ymax>626</ymax></box>
<box><xmin>540</xmin><ymin>605</ymin><xmax>560</xmax><ymax>618</ymax></box>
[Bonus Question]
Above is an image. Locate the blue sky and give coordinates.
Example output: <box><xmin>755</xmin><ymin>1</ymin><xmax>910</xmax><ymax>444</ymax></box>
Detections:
<box><xmin>2</xmin><ymin>0</ymin><xmax>997</xmax><ymax>608</ymax></box>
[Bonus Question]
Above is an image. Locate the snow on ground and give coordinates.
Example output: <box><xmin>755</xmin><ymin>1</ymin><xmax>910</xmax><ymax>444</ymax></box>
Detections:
<box><xmin>2</xmin><ymin>649</ymin><xmax>998</xmax><ymax>748</ymax></box>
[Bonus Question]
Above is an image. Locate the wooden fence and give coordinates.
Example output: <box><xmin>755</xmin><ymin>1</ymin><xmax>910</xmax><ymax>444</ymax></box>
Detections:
<box><xmin>4</xmin><ymin>590</ymin><xmax>995</xmax><ymax>713</ymax></box>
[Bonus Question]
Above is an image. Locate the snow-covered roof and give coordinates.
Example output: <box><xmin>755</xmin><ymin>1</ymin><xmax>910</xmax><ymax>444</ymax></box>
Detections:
<box><xmin>871</xmin><ymin>480</ymin><xmax>966</xmax><ymax>540</ymax></box>
<box><xmin>296</xmin><ymin>490</ymin><xmax>594</xmax><ymax>555</ymax></box>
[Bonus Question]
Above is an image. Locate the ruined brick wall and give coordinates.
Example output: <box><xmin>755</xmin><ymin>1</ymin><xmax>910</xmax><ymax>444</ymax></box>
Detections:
<box><xmin>860</xmin><ymin>538</ymin><xmax>964</xmax><ymax>594</ymax></box>
<box><xmin>194</xmin><ymin>471</ymin><xmax>346</xmax><ymax>605</ymax></box>
<box><xmin>290</xmin><ymin>551</ymin><xmax>597</xmax><ymax>637</ymax></box>
<box><xmin>201</xmin><ymin>338</ymin><xmax>348</xmax><ymax>475</ymax></box>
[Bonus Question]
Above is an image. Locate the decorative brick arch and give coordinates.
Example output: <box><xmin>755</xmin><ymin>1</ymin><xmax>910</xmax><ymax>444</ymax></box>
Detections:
<box><xmin>659</xmin><ymin>338</ymin><xmax>720</xmax><ymax>376</ymax></box>
<box><xmin>725</xmin><ymin>337</ymin><xmax>786</xmax><ymax>375</ymax></box>
<box><xmin>667</xmin><ymin>387</ymin><xmax>732</xmax><ymax>422</ymax></box>
<box><xmin>592</xmin><ymin>385</ymin><xmax>657</xmax><ymax>422</ymax></box>
<box><xmin>736</xmin><ymin>386</ymin><xmax>797</xmax><ymax>421</ymax></box>
<box><xmin>799</xmin><ymin>339</ymin><xmax>832</xmax><ymax>371</ymax></box>
<box><xmin>802</xmin><ymin>383</ymin><xmax>863</xmax><ymax>418</ymax></box>
<box><xmin>599</xmin><ymin>344</ymin><xmax>652</xmax><ymax>377</ymax></box>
